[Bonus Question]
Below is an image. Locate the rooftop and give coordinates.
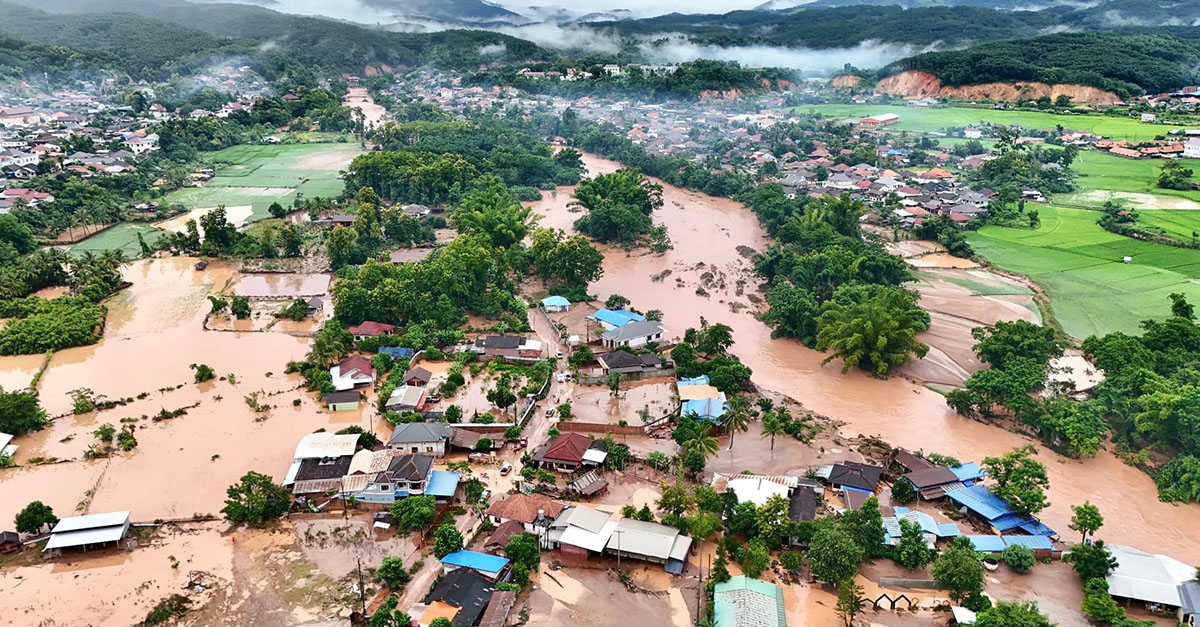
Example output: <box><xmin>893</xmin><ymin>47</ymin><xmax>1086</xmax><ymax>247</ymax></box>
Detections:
<box><xmin>713</xmin><ymin>576</ymin><xmax>787</xmax><ymax>627</ymax></box>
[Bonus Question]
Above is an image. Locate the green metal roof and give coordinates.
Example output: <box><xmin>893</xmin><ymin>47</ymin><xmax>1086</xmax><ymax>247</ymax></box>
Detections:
<box><xmin>713</xmin><ymin>576</ymin><xmax>787</xmax><ymax>627</ymax></box>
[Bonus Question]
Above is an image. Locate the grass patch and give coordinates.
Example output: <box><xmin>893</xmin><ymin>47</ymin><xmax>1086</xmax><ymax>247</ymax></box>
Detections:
<box><xmin>793</xmin><ymin>104</ymin><xmax>1186</xmax><ymax>141</ymax></box>
<box><xmin>969</xmin><ymin>203</ymin><xmax>1200</xmax><ymax>338</ymax></box>
<box><xmin>69</xmin><ymin>223</ymin><xmax>164</xmax><ymax>257</ymax></box>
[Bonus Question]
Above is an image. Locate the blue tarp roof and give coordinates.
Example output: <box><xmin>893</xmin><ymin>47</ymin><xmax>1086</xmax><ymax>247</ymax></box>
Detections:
<box><xmin>677</xmin><ymin>375</ymin><xmax>710</xmax><ymax>386</ymax></box>
<box><xmin>426</xmin><ymin>470</ymin><xmax>460</xmax><ymax>498</ymax></box>
<box><xmin>590</xmin><ymin>309</ymin><xmax>645</xmax><ymax>327</ymax></box>
<box><xmin>950</xmin><ymin>463</ymin><xmax>986</xmax><ymax>482</ymax></box>
<box><xmin>964</xmin><ymin>535</ymin><xmax>1007</xmax><ymax>553</ymax></box>
<box><xmin>378</xmin><ymin>347</ymin><xmax>414</xmax><ymax>359</ymax></box>
<box><xmin>541</xmin><ymin>296</ymin><xmax>570</xmax><ymax>307</ymax></box>
<box><xmin>440</xmin><ymin>550</ymin><xmax>510</xmax><ymax>573</ymax></box>
<box><xmin>683</xmin><ymin>397</ymin><xmax>727</xmax><ymax>421</ymax></box>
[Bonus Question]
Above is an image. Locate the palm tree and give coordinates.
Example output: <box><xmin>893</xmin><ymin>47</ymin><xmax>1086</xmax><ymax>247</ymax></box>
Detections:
<box><xmin>681</xmin><ymin>423</ymin><xmax>720</xmax><ymax>462</ymax></box>
<box><xmin>761</xmin><ymin>412</ymin><xmax>787</xmax><ymax>451</ymax></box>
<box><xmin>720</xmin><ymin>396</ymin><xmax>750</xmax><ymax>451</ymax></box>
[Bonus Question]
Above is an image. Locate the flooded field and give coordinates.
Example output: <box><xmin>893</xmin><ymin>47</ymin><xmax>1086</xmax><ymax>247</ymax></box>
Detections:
<box><xmin>568</xmin><ymin>378</ymin><xmax>676</xmax><ymax>426</ymax></box>
<box><xmin>232</xmin><ymin>272</ymin><xmax>332</xmax><ymax>298</ymax></box>
<box><xmin>532</xmin><ymin>152</ymin><xmax>1200</xmax><ymax>562</ymax></box>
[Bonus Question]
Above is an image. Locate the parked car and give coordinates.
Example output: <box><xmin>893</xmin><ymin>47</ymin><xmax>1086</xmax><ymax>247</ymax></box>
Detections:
<box><xmin>480</xmin><ymin>488</ymin><xmax>491</xmax><ymax>502</ymax></box>
<box><xmin>555</xmin><ymin>349</ymin><xmax>563</xmax><ymax>359</ymax></box>
<box><xmin>499</xmin><ymin>461</ymin><xmax>513</xmax><ymax>476</ymax></box>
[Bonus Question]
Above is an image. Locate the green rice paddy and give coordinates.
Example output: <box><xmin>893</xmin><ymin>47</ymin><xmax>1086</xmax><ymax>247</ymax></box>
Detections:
<box><xmin>165</xmin><ymin>142</ymin><xmax>361</xmax><ymax>221</ymax></box>
<box><xmin>969</xmin><ymin>204</ymin><xmax>1200</xmax><ymax>339</ymax></box>
<box><xmin>795</xmin><ymin>105</ymin><xmax>1187</xmax><ymax>142</ymax></box>
<box><xmin>69</xmin><ymin>223</ymin><xmax>165</xmax><ymax>258</ymax></box>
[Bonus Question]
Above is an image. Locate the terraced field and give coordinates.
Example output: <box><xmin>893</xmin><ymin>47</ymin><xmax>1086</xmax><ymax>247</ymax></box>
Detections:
<box><xmin>969</xmin><ymin>204</ymin><xmax>1200</xmax><ymax>338</ymax></box>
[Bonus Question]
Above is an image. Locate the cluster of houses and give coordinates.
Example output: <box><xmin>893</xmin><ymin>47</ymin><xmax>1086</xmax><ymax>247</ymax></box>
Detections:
<box><xmin>282</xmin><ymin>431</ymin><xmax>463</xmax><ymax>504</ymax></box>
<box><xmin>516</xmin><ymin>63</ymin><xmax>679</xmax><ymax>82</ymax></box>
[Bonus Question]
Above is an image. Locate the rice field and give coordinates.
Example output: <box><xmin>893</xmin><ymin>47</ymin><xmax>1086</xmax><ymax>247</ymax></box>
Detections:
<box><xmin>68</xmin><ymin>223</ymin><xmax>165</xmax><ymax>258</ymax></box>
<box><xmin>165</xmin><ymin>142</ymin><xmax>361</xmax><ymax>221</ymax></box>
<box><xmin>968</xmin><ymin>204</ymin><xmax>1200</xmax><ymax>338</ymax></box>
<box><xmin>794</xmin><ymin>105</ymin><xmax>1188</xmax><ymax>141</ymax></box>
<box><xmin>1138</xmin><ymin>210</ymin><xmax>1200</xmax><ymax>242</ymax></box>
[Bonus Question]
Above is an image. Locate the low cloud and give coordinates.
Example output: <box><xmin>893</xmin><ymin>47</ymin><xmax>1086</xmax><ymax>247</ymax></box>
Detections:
<box><xmin>489</xmin><ymin>23</ymin><xmax>623</xmax><ymax>54</ymax></box>
<box><xmin>478</xmin><ymin>42</ymin><xmax>508</xmax><ymax>55</ymax></box>
<box><xmin>637</xmin><ymin>36</ymin><xmax>934</xmax><ymax>72</ymax></box>
<box><xmin>1099</xmin><ymin>10</ymin><xmax>1200</xmax><ymax>28</ymax></box>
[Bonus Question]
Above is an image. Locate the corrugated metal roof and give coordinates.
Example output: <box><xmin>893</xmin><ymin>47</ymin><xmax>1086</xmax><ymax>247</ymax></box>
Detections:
<box><xmin>560</xmin><ymin>520</ymin><xmax>618</xmax><ymax>553</ymax></box>
<box><xmin>713</xmin><ymin>576</ymin><xmax>786</xmax><ymax>627</ymax></box>
<box><xmin>963</xmin><ymin>535</ymin><xmax>1007</xmax><ymax>553</ymax></box>
<box><xmin>609</xmin><ymin>519</ymin><xmax>685</xmax><ymax>561</ymax></box>
<box><xmin>51</xmin><ymin>510</ymin><xmax>130</xmax><ymax>533</ymax></box>
<box><xmin>293</xmin><ymin>433</ymin><xmax>359</xmax><ymax>460</ymax></box>
<box><xmin>1106</xmin><ymin>545</ymin><xmax>1195</xmax><ymax>607</ymax></box>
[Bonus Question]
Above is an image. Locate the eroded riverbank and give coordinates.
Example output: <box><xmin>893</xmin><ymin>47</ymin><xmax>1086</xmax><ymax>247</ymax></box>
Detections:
<box><xmin>531</xmin><ymin>152</ymin><xmax>1200</xmax><ymax>562</ymax></box>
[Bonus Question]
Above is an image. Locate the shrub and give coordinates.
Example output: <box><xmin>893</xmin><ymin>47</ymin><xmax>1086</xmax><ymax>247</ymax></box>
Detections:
<box><xmin>1003</xmin><ymin>544</ymin><xmax>1036</xmax><ymax>574</ymax></box>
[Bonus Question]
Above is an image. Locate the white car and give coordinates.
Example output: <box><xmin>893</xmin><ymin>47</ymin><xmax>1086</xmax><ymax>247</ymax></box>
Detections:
<box><xmin>499</xmin><ymin>462</ymin><xmax>513</xmax><ymax>476</ymax></box>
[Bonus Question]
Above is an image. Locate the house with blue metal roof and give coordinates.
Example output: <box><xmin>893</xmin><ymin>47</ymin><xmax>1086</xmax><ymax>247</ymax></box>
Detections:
<box><xmin>944</xmin><ymin>484</ymin><xmax>1056</xmax><ymax>537</ymax></box>
<box><xmin>589</xmin><ymin>308</ymin><xmax>646</xmax><ymax>329</ymax></box>
<box><xmin>441</xmin><ymin>550</ymin><xmax>512</xmax><ymax>582</ymax></box>
<box><xmin>964</xmin><ymin>534</ymin><xmax>1058</xmax><ymax>557</ymax></box>
<box><xmin>882</xmin><ymin>507</ymin><xmax>960</xmax><ymax>547</ymax></box>
<box><xmin>540</xmin><ymin>295</ymin><xmax>571</xmax><ymax>312</ymax></box>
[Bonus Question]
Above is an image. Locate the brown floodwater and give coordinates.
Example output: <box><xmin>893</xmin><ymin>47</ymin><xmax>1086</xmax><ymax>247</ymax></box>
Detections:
<box><xmin>531</xmin><ymin>153</ymin><xmax>1200</xmax><ymax>562</ymax></box>
<box><xmin>0</xmin><ymin>258</ymin><xmax>378</xmax><ymax>528</ymax></box>
<box><xmin>232</xmin><ymin>273</ymin><xmax>332</xmax><ymax>298</ymax></box>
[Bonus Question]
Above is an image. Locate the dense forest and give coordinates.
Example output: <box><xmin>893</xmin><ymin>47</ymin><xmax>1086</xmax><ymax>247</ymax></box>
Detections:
<box><xmin>0</xmin><ymin>0</ymin><xmax>545</xmax><ymax>79</ymax></box>
<box><xmin>0</xmin><ymin>33</ymin><xmax>122</xmax><ymax>82</ymax></box>
<box><xmin>884</xmin><ymin>32</ymin><xmax>1200</xmax><ymax>98</ymax></box>
<box><xmin>469</xmin><ymin>60</ymin><xmax>791</xmax><ymax>100</ymax></box>
<box><xmin>594</xmin><ymin>6</ymin><xmax>1059</xmax><ymax>49</ymax></box>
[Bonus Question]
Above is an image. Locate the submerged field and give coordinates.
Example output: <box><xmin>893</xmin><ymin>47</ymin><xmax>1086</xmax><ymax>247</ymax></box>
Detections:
<box><xmin>969</xmin><ymin>204</ymin><xmax>1200</xmax><ymax>338</ymax></box>
<box><xmin>165</xmin><ymin>142</ymin><xmax>360</xmax><ymax>221</ymax></box>
<box><xmin>796</xmin><ymin>104</ymin><xmax>1185</xmax><ymax>141</ymax></box>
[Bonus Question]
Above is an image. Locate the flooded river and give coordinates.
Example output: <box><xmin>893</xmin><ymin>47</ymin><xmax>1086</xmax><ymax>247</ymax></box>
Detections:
<box><xmin>530</xmin><ymin>152</ymin><xmax>1200</xmax><ymax>562</ymax></box>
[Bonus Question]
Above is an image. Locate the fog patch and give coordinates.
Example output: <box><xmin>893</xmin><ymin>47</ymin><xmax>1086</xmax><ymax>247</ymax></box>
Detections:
<box><xmin>490</xmin><ymin>23</ymin><xmax>623</xmax><ymax>54</ymax></box>
<box><xmin>1099</xmin><ymin>10</ymin><xmax>1200</xmax><ymax>27</ymax></box>
<box><xmin>637</xmin><ymin>36</ymin><xmax>935</xmax><ymax>72</ymax></box>
<box><xmin>478</xmin><ymin>42</ymin><xmax>508</xmax><ymax>56</ymax></box>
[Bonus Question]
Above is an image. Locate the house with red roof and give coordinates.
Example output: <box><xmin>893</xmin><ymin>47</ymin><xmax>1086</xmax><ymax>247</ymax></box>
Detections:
<box><xmin>330</xmin><ymin>354</ymin><xmax>375</xmax><ymax>391</ymax></box>
<box><xmin>348</xmin><ymin>321</ymin><xmax>395</xmax><ymax>341</ymax></box>
<box><xmin>531</xmin><ymin>433</ymin><xmax>597</xmax><ymax>472</ymax></box>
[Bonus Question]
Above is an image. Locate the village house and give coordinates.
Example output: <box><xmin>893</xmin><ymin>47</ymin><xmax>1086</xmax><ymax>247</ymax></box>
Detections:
<box><xmin>471</xmin><ymin>335</ymin><xmax>542</xmax><ymax>360</ymax></box>
<box><xmin>606</xmin><ymin>518</ymin><xmax>693</xmax><ymax>574</ymax></box>
<box><xmin>386</xmin><ymin>422</ymin><xmax>454</xmax><ymax>456</ymax></box>
<box><xmin>600</xmin><ymin>319</ymin><xmax>666</xmax><ymax>349</ymax></box>
<box><xmin>283</xmin><ymin>431</ymin><xmax>360</xmax><ymax>487</ymax></box>
<box><xmin>401</xmin><ymin>366</ymin><xmax>433</xmax><ymax>386</ymax></box>
<box><xmin>540</xmin><ymin>295</ymin><xmax>570</xmax><ymax>312</ymax></box>
<box><xmin>487</xmin><ymin>493</ymin><xmax>564</xmax><ymax>533</ymax></box>
<box><xmin>321</xmin><ymin>390</ymin><xmax>361</xmax><ymax>411</ymax></box>
<box><xmin>330</xmin><ymin>355</ymin><xmax>375</xmax><ymax>391</ymax></box>
<box><xmin>713</xmin><ymin>576</ymin><xmax>787</xmax><ymax>627</ymax></box>
<box><xmin>595</xmin><ymin>350</ymin><xmax>662</xmax><ymax>376</ymax></box>
<box><xmin>531</xmin><ymin>432</ymin><xmax>604</xmax><ymax>472</ymax></box>
<box><xmin>419</xmin><ymin>568</ymin><xmax>495</xmax><ymax>627</ymax></box>
<box><xmin>827</xmin><ymin>461</ymin><xmax>883</xmax><ymax>493</ymax></box>
<box><xmin>1105</xmin><ymin>545</ymin><xmax>1200</xmax><ymax>623</ymax></box>
<box><xmin>545</xmin><ymin>505</ymin><xmax>617</xmax><ymax>559</ymax></box>
<box><xmin>348</xmin><ymin>320</ymin><xmax>395</xmax><ymax>341</ymax></box>
<box><xmin>440</xmin><ymin>550</ymin><xmax>511</xmax><ymax>582</ymax></box>
<box><xmin>384</xmin><ymin>384</ymin><xmax>427</xmax><ymax>412</ymax></box>
<box><xmin>358</xmin><ymin>453</ymin><xmax>459</xmax><ymax>505</ymax></box>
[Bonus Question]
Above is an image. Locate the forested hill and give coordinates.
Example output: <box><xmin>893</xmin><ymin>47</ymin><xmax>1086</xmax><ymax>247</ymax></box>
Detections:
<box><xmin>0</xmin><ymin>33</ymin><xmax>122</xmax><ymax>83</ymax></box>
<box><xmin>591</xmin><ymin>6</ymin><xmax>1058</xmax><ymax>48</ymax></box>
<box><xmin>0</xmin><ymin>0</ymin><xmax>546</xmax><ymax>79</ymax></box>
<box><xmin>883</xmin><ymin>31</ymin><xmax>1200</xmax><ymax>99</ymax></box>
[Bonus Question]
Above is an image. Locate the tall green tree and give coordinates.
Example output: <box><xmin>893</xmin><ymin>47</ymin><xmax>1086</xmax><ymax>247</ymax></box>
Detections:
<box><xmin>816</xmin><ymin>285</ymin><xmax>929</xmax><ymax>376</ymax></box>
<box><xmin>1069</xmin><ymin>502</ymin><xmax>1103</xmax><ymax>542</ymax></box>
<box><xmin>809</xmin><ymin>524</ymin><xmax>863</xmax><ymax>584</ymax></box>
<box><xmin>933</xmin><ymin>537</ymin><xmax>985</xmax><ymax>604</ymax></box>
<box><xmin>221</xmin><ymin>471</ymin><xmax>291</xmax><ymax>524</ymax></box>
<box><xmin>982</xmin><ymin>446</ymin><xmax>1050</xmax><ymax>515</ymax></box>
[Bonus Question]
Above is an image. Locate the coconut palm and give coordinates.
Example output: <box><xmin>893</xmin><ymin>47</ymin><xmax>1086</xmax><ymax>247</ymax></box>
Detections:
<box><xmin>720</xmin><ymin>396</ymin><xmax>750</xmax><ymax>451</ymax></box>
<box><xmin>682</xmin><ymin>431</ymin><xmax>719</xmax><ymax>461</ymax></box>
<box><xmin>761</xmin><ymin>412</ymin><xmax>787</xmax><ymax>451</ymax></box>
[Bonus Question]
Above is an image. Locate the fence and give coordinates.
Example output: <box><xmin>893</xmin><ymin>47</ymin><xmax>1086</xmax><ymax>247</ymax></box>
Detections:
<box><xmin>558</xmin><ymin>422</ymin><xmax>650</xmax><ymax>436</ymax></box>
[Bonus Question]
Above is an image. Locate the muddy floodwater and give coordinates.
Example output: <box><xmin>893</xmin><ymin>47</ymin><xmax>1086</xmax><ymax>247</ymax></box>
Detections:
<box><xmin>232</xmin><ymin>272</ymin><xmax>332</xmax><ymax>297</ymax></box>
<box><xmin>531</xmin><ymin>152</ymin><xmax>1200</xmax><ymax>562</ymax></box>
